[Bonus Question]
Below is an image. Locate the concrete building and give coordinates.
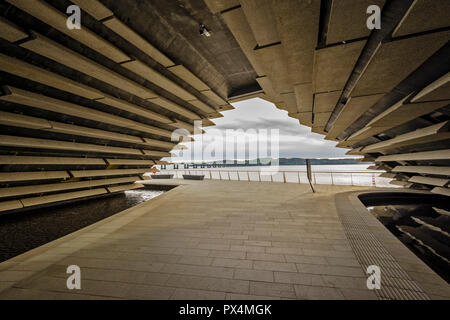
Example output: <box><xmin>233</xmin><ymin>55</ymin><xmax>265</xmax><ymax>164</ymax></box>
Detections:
<box><xmin>0</xmin><ymin>0</ymin><xmax>449</xmax><ymax>300</ymax></box>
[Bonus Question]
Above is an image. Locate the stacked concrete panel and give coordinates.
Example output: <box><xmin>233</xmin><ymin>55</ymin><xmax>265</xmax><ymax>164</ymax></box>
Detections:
<box><xmin>209</xmin><ymin>0</ymin><xmax>450</xmax><ymax>195</ymax></box>
<box><xmin>0</xmin><ymin>0</ymin><xmax>236</xmax><ymax>213</ymax></box>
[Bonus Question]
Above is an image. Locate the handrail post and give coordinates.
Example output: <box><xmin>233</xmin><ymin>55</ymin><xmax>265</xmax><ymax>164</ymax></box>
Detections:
<box><xmin>298</xmin><ymin>171</ymin><xmax>301</xmax><ymax>184</ymax></box>
<box><xmin>331</xmin><ymin>172</ymin><xmax>334</xmax><ymax>185</ymax></box>
<box><xmin>228</xmin><ymin>171</ymin><xmax>230</xmax><ymax>180</ymax></box>
<box><xmin>237</xmin><ymin>171</ymin><xmax>240</xmax><ymax>181</ymax></box>
<box><xmin>283</xmin><ymin>171</ymin><xmax>286</xmax><ymax>183</ymax></box>
<box><xmin>247</xmin><ymin>171</ymin><xmax>250</xmax><ymax>181</ymax></box>
<box><xmin>258</xmin><ymin>171</ymin><xmax>261</xmax><ymax>182</ymax></box>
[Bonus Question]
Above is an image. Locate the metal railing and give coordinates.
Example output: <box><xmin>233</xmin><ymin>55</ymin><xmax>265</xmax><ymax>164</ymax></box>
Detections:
<box><xmin>154</xmin><ymin>169</ymin><xmax>394</xmax><ymax>188</ymax></box>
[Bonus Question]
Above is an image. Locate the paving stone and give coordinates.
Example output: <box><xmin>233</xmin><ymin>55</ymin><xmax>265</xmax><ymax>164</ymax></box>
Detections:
<box><xmin>246</xmin><ymin>252</ymin><xmax>286</xmax><ymax>262</ymax></box>
<box><xmin>163</xmin><ymin>264</ymin><xmax>234</xmax><ymax>279</ymax></box>
<box><xmin>249</xmin><ymin>281</ymin><xmax>296</xmax><ymax>298</ymax></box>
<box><xmin>177</xmin><ymin>256</ymin><xmax>214</xmax><ymax>266</ymax></box>
<box><xmin>285</xmin><ymin>255</ymin><xmax>328</xmax><ymax>265</ymax></box>
<box><xmin>197</xmin><ymin>243</ymin><xmax>230</xmax><ymax>250</ymax></box>
<box><xmin>212</xmin><ymin>258</ymin><xmax>253</xmax><ymax>269</ymax></box>
<box><xmin>170</xmin><ymin>288</ymin><xmax>226</xmax><ymax>300</ymax></box>
<box><xmin>208</xmin><ymin>250</ymin><xmax>246</xmax><ymax>259</ymax></box>
<box><xmin>234</xmin><ymin>268</ymin><xmax>274</xmax><ymax>282</ymax></box>
<box><xmin>173</xmin><ymin>248</ymin><xmax>210</xmax><ymax>257</ymax></box>
<box><xmin>265</xmin><ymin>247</ymin><xmax>303</xmax><ymax>255</ymax></box>
<box><xmin>253</xmin><ymin>261</ymin><xmax>297</xmax><ymax>272</ymax></box>
<box><xmin>0</xmin><ymin>287</ymin><xmax>114</xmax><ymax>300</ymax></box>
<box><xmin>0</xmin><ymin>271</ymin><xmax>35</xmax><ymax>282</ymax></box>
<box><xmin>166</xmin><ymin>274</ymin><xmax>249</xmax><ymax>294</ymax></box>
<box><xmin>274</xmin><ymin>272</ymin><xmax>325</xmax><ymax>286</ymax></box>
<box><xmin>325</xmin><ymin>257</ymin><xmax>360</xmax><ymax>267</ymax></box>
<box><xmin>231</xmin><ymin>245</ymin><xmax>265</xmax><ymax>253</ymax></box>
<box><xmin>0</xmin><ymin>281</ymin><xmax>14</xmax><ymax>293</ymax></box>
<box><xmin>127</xmin><ymin>284</ymin><xmax>175</xmax><ymax>299</ymax></box>
<box><xmin>296</xmin><ymin>263</ymin><xmax>365</xmax><ymax>277</ymax></box>
<box><xmin>294</xmin><ymin>285</ymin><xmax>345</xmax><ymax>300</ymax></box>
<box><xmin>244</xmin><ymin>240</ymin><xmax>271</xmax><ymax>247</ymax></box>
<box><xmin>339</xmin><ymin>288</ymin><xmax>378</xmax><ymax>300</ymax></box>
<box><xmin>1</xmin><ymin>180</ymin><xmax>444</xmax><ymax>300</ymax></box>
<box><xmin>321</xmin><ymin>275</ymin><xmax>367</xmax><ymax>290</ymax></box>
<box><xmin>225</xmin><ymin>293</ymin><xmax>283</xmax><ymax>300</ymax></box>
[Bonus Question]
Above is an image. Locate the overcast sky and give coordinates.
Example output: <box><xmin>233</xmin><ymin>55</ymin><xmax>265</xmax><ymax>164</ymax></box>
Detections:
<box><xmin>168</xmin><ymin>98</ymin><xmax>351</xmax><ymax>162</ymax></box>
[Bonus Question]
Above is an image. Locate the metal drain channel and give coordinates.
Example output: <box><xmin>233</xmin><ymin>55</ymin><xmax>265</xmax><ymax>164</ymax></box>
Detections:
<box><xmin>335</xmin><ymin>193</ymin><xmax>430</xmax><ymax>300</ymax></box>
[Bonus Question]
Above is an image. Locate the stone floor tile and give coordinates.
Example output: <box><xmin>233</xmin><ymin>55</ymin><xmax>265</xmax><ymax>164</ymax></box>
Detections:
<box><xmin>253</xmin><ymin>261</ymin><xmax>297</xmax><ymax>272</ymax></box>
<box><xmin>294</xmin><ymin>285</ymin><xmax>345</xmax><ymax>300</ymax></box>
<box><xmin>212</xmin><ymin>258</ymin><xmax>253</xmax><ymax>269</ymax></box>
<box><xmin>165</xmin><ymin>274</ymin><xmax>249</xmax><ymax>294</ymax></box>
<box><xmin>249</xmin><ymin>281</ymin><xmax>296</xmax><ymax>299</ymax></box>
<box><xmin>234</xmin><ymin>268</ymin><xmax>274</xmax><ymax>282</ymax></box>
<box><xmin>170</xmin><ymin>288</ymin><xmax>226</xmax><ymax>300</ymax></box>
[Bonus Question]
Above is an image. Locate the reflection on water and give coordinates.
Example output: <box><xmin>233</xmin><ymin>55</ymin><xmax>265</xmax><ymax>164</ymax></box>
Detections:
<box><xmin>124</xmin><ymin>189</ymin><xmax>164</xmax><ymax>205</ymax></box>
<box><xmin>0</xmin><ymin>189</ymin><xmax>166</xmax><ymax>262</ymax></box>
<box><xmin>368</xmin><ymin>204</ymin><xmax>449</xmax><ymax>283</ymax></box>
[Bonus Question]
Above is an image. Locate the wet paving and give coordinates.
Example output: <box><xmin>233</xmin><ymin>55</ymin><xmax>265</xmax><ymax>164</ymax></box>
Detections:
<box><xmin>0</xmin><ymin>189</ymin><xmax>166</xmax><ymax>262</ymax></box>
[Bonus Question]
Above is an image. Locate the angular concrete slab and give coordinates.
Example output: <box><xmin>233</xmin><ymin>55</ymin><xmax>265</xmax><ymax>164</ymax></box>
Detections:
<box><xmin>20</xmin><ymin>34</ymin><xmax>157</xmax><ymax>99</ymax></box>
<box><xmin>0</xmin><ymin>53</ymin><xmax>104</xmax><ymax>100</ymax></box>
<box><xmin>313</xmin><ymin>112</ymin><xmax>332</xmax><ymax>126</ymax></box>
<box><xmin>294</xmin><ymin>83</ymin><xmax>313</xmax><ymax>113</ymax></box>
<box><xmin>314</xmin><ymin>91</ymin><xmax>342</xmax><ymax>113</ymax></box>
<box><xmin>327</xmin><ymin>0</ymin><xmax>386</xmax><ymax>44</ymax></box>
<box><xmin>21</xmin><ymin>188</ymin><xmax>108</xmax><ymax>207</ymax></box>
<box><xmin>280</xmin><ymin>92</ymin><xmax>298</xmax><ymax>114</ymax></box>
<box><xmin>0</xmin><ymin>17</ymin><xmax>28</xmax><ymax>42</ymax></box>
<box><xmin>147</xmin><ymin>97</ymin><xmax>201</xmax><ymax>120</ymax></box>
<box><xmin>352</xmin><ymin>31</ymin><xmax>450</xmax><ymax>96</ymax></box>
<box><xmin>167</xmin><ymin>65</ymin><xmax>210</xmax><ymax>92</ymax></box>
<box><xmin>204</xmin><ymin>0</ymin><xmax>239</xmax><ymax>13</ymax></box>
<box><xmin>71</xmin><ymin>0</ymin><xmax>113</xmax><ymax>21</ymax></box>
<box><xmin>221</xmin><ymin>7</ymin><xmax>265</xmax><ymax>77</ymax></box>
<box><xmin>103</xmin><ymin>17</ymin><xmax>174</xmax><ymax>67</ymax></box>
<box><xmin>368</xmin><ymin>100</ymin><xmax>450</xmax><ymax>127</ymax></box>
<box><xmin>7</xmin><ymin>0</ymin><xmax>130</xmax><ymax>63</ymax></box>
<box><xmin>122</xmin><ymin>60</ymin><xmax>196</xmax><ymax>101</ymax></box>
<box><xmin>393</xmin><ymin>0</ymin><xmax>450</xmax><ymax>37</ymax></box>
<box><xmin>411</xmin><ymin>73</ymin><xmax>450</xmax><ymax>103</ymax></box>
<box><xmin>240</xmin><ymin>0</ymin><xmax>279</xmax><ymax>47</ymax></box>
<box><xmin>200</xmin><ymin>89</ymin><xmax>228</xmax><ymax>106</ymax></box>
<box><xmin>325</xmin><ymin>94</ymin><xmax>384</xmax><ymax>140</ymax></box>
<box><xmin>272</xmin><ymin>0</ymin><xmax>319</xmax><ymax>84</ymax></box>
<box><xmin>254</xmin><ymin>43</ymin><xmax>293</xmax><ymax>94</ymax></box>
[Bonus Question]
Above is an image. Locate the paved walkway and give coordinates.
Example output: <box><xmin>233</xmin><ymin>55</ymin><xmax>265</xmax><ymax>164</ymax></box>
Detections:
<box><xmin>0</xmin><ymin>180</ymin><xmax>448</xmax><ymax>299</ymax></box>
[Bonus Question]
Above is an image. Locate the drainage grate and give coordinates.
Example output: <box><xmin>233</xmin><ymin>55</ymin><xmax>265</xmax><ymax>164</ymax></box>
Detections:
<box><xmin>335</xmin><ymin>193</ymin><xmax>430</xmax><ymax>300</ymax></box>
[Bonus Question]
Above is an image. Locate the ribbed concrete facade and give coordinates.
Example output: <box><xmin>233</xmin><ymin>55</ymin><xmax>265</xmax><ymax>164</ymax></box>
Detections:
<box><xmin>0</xmin><ymin>0</ymin><xmax>449</xmax><ymax>213</ymax></box>
<box><xmin>204</xmin><ymin>0</ymin><xmax>450</xmax><ymax>196</ymax></box>
<box><xmin>0</xmin><ymin>0</ymin><xmax>239</xmax><ymax>213</ymax></box>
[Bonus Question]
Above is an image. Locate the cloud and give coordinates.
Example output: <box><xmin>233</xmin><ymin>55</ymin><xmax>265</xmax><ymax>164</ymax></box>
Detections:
<box><xmin>167</xmin><ymin>98</ymin><xmax>348</xmax><ymax>161</ymax></box>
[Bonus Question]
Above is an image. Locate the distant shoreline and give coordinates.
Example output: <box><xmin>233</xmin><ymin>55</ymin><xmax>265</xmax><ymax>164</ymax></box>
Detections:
<box><xmin>166</xmin><ymin>158</ymin><xmax>369</xmax><ymax>167</ymax></box>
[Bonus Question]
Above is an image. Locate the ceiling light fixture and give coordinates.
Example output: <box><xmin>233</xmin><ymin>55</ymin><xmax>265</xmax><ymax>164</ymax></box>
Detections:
<box><xmin>199</xmin><ymin>24</ymin><xmax>211</xmax><ymax>37</ymax></box>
